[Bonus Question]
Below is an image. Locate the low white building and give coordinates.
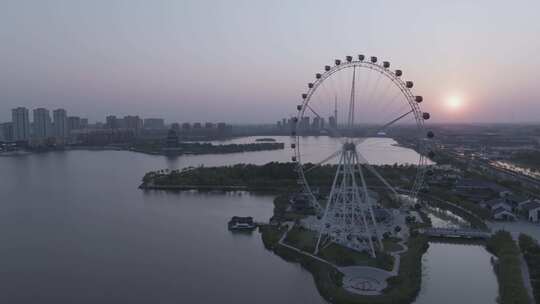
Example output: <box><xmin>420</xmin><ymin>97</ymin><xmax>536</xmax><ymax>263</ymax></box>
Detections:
<box><xmin>482</xmin><ymin>198</ymin><xmax>513</xmax><ymax>212</ymax></box>
<box><xmin>493</xmin><ymin>208</ymin><xmax>516</xmax><ymax>221</ymax></box>
<box><xmin>521</xmin><ymin>201</ymin><xmax>540</xmax><ymax>223</ymax></box>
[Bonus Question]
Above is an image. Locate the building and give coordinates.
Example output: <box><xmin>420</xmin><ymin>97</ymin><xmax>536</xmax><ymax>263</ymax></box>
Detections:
<box><xmin>80</xmin><ymin>118</ymin><xmax>89</xmax><ymax>128</ymax></box>
<box><xmin>493</xmin><ymin>208</ymin><xmax>516</xmax><ymax>221</ymax></box>
<box><xmin>182</xmin><ymin>123</ymin><xmax>191</xmax><ymax>130</ymax></box>
<box><xmin>329</xmin><ymin>116</ymin><xmax>337</xmax><ymax>128</ymax></box>
<box><xmin>205</xmin><ymin>122</ymin><xmax>215</xmax><ymax>129</ymax></box>
<box><xmin>217</xmin><ymin>122</ymin><xmax>231</xmax><ymax>135</ymax></box>
<box><xmin>300</xmin><ymin>117</ymin><xmax>310</xmax><ymax>131</ymax></box>
<box><xmin>171</xmin><ymin>123</ymin><xmax>180</xmax><ymax>131</ymax></box>
<box><xmin>106</xmin><ymin>115</ymin><xmax>119</xmax><ymax>129</ymax></box>
<box><xmin>53</xmin><ymin>109</ymin><xmax>68</xmax><ymax>140</ymax></box>
<box><xmin>74</xmin><ymin>129</ymin><xmax>135</xmax><ymax>145</ymax></box>
<box><xmin>227</xmin><ymin>216</ymin><xmax>256</xmax><ymax>230</ymax></box>
<box><xmin>124</xmin><ymin>115</ymin><xmax>143</xmax><ymax>134</ymax></box>
<box><xmin>193</xmin><ymin>122</ymin><xmax>202</xmax><ymax>129</ymax></box>
<box><xmin>143</xmin><ymin>118</ymin><xmax>165</xmax><ymax>130</ymax></box>
<box><xmin>520</xmin><ymin>201</ymin><xmax>540</xmax><ymax>222</ymax></box>
<box><xmin>12</xmin><ymin>107</ymin><xmax>30</xmax><ymax>142</ymax></box>
<box><xmin>312</xmin><ymin>116</ymin><xmax>321</xmax><ymax>130</ymax></box>
<box><xmin>32</xmin><ymin>108</ymin><xmax>52</xmax><ymax>140</ymax></box>
<box><xmin>481</xmin><ymin>198</ymin><xmax>513</xmax><ymax>212</ymax></box>
<box><xmin>67</xmin><ymin>116</ymin><xmax>81</xmax><ymax>132</ymax></box>
<box><xmin>166</xmin><ymin>128</ymin><xmax>179</xmax><ymax>147</ymax></box>
<box><xmin>1</xmin><ymin>123</ymin><xmax>14</xmax><ymax>142</ymax></box>
<box><xmin>481</xmin><ymin>197</ymin><xmax>523</xmax><ymax>221</ymax></box>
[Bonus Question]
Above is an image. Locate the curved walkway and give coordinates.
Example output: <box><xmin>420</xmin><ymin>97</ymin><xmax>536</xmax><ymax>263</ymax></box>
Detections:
<box><xmin>277</xmin><ymin>222</ymin><xmax>408</xmax><ymax>295</ymax></box>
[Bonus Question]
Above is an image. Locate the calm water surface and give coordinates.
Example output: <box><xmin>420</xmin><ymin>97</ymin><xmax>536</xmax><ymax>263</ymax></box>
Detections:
<box><xmin>415</xmin><ymin>209</ymin><xmax>498</xmax><ymax>304</ymax></box>
<box><xmin>0</xmin><ymin>150</ymin><xmax>326</xmax><ymax>304</ymax></box>
<box><xmin>207</xmin><ymin>135</ymin><xmax>429</xmax><ymax>165</ymax></box>
<box><xmin>0</xmin><ymin>137</ymin><xmax>494</xmax><ymax>303</ymax></box>
<box><xmin>413</xmin><ymin>243</ymin><xmax>498</xmax><ymax>304</ymax></box>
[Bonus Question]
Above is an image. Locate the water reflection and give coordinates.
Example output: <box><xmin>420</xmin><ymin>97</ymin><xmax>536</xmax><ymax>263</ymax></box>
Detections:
<box><xmin>413</xmin><ymin>243</ymin><xmax>497</xmax><ymax>304</ymax></box>
<box><xmin>426</xmin><ymin>206</ymin><xmax>470</xmax><ymax>229</ymax></box>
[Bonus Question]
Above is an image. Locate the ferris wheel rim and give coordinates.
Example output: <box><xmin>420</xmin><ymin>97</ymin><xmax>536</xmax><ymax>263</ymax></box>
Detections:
<box><xmin>291</xmin><ymin>56</ymin><xmax>431</xmax><ymax>202</ymax></box>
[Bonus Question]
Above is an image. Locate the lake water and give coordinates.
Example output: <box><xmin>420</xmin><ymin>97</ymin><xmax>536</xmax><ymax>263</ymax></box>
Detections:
<box><xmin>413</xmin><ymin>243</ymin><xmax>498</xmax><ymax>304</ymax></box>
<box><xmin>207</xmin><ymin>135</ymin><xmax>429</xmax><ymax>165</ymax></box>
<box><xmin>414</xmin><ymin>209</ymin><xmax>498</xmax><ymax>304</ymax></box>
<box><xmin>0</xmin><ymin>137</ymin><xmax>493</xmax><ymax>303</ymax></box>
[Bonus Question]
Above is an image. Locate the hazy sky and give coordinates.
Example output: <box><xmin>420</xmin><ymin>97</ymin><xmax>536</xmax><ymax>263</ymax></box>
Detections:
<box><xmin>1</xmin><ymin>0</ymin><xmax>539</xmax><ymax>124</ymax></box>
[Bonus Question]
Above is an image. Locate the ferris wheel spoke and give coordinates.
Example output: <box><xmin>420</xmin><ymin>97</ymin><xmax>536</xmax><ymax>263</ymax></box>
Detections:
<box><xmin>353</xmin><ymin>109</ymin><xmax>413</xmax><ymax>147</ymax></box>
<box><xmin>303</xmin><ymin>149</ymin><xmax>341</xmax><ymax>174</ymax></box>
<box><xmin>377</xmin><ymin>88</ymin><xmax>403</xmax><ymax>118</ymax></box>
<box><xmin>305</xmin><ymin>103</ymin><xmax>344</xmax><ymax>140</ymax></box>
<box><xmin>357</xmin><ymin>152</ymin><xmax>399</xmax><ymax>198</ymax></box>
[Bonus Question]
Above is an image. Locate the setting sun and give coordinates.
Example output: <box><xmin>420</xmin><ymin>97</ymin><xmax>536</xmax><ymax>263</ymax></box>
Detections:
<box><xmin>446</xmin><ymin>96</ymin><xmax>464</xmax><ymax>111</ymax></box>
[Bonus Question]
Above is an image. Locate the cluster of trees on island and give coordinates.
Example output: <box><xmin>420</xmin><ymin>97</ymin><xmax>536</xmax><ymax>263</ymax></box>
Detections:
<box><xmin>132</xmin><ymin>142</ymin><xmax>285</xmax><ymax>155</ymax></box>
<box><xmin>142</xmin><ymin>162</ymin><xmax>420</xmax><ymax>191</ymax></box>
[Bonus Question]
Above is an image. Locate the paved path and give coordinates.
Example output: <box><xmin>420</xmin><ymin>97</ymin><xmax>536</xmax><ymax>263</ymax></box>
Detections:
<box><xmin>277</xmin><ymin>222</ymin><xmax>407</xmax><ymax>296</ymax></box>
<box><xmin>278</xmin><ymin>222</ymin><xmax>334</xmax><ymax>267</ymax></box>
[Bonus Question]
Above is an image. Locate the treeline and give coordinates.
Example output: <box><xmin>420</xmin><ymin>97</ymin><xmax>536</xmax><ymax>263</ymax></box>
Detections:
<box><xmin>178</xmin><ymin>142</ymin><xmax>284</xmax><ymax>154</ymax></box>
<box><xmin>134</xmin><ymin>142</ymin><xmax>284</xmax><ymax>155</ymax></box>
<box><xmin>519</xmin><ymin>234</ymin><xmax>540</xmax><ymax>302</ymax></box>
<box><xmin>144</xmin><ymin>162</ymin><xmax>299</xmax><ymax>189</ymax></box>
<box><xmin>142</xmin><ymin>162</ymin><xmax>419</xmax><ymax>190</ymax></box>
<box><xmin>486</xmin><ymin>231</ymin><xmax>530</xmax><ymax>304</ymax></box>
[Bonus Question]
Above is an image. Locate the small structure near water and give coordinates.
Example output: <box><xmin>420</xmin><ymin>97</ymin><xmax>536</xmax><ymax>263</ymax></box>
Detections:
<box><xmin>228</xmin><ymin>216</ymin><xmax>257</xmax><ymax>231</ymax></box>
<box><xmin>420</xmin><ymin>227</ymin><xmax>491</xmax><ymax>239</ymax></box>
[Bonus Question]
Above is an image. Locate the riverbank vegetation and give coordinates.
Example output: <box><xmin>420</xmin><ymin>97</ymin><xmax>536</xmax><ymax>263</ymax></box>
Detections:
<box><xmin>486</xmin><ymin>231</ymin><xmax>530</xmax><ymax>304</ymax></box>
<box><xmin>132</xmin><ymin>142</ymin><xmax>284</xmax><ymax>155</ymax></box>
<box><xmin>141</xmin><ymin>162</ymin><xmax>419</xmax><ymax>192</ymax></box>
<box><xmin>142</xmin><ymin>162</ymin><xmax>298</xmax><ymax>190</ymax></box>
<box><xmin>518</xmin><ymin>234</ymin><xmax>540</xmax><ymax>302</ymax></box>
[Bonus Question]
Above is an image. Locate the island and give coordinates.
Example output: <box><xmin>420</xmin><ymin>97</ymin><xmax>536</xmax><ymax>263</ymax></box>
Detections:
<box><xmin>130</xmin><ymin>141</ymin><xmax>285</xmax><ymax>156</ymax></box>
<box><xmin>140</xmin><ymin>162</ymin><xmax>535</xmax><ymax>304</ymax></box>
<box><xmin>140</xmin><ymin>162</ymin><xmax>431</xmax><ymax>303</ymax></box>
<box><xmin>255</xmin><ymin>138</ymin><xmax>277</xmax><ymax>142</ymax></box>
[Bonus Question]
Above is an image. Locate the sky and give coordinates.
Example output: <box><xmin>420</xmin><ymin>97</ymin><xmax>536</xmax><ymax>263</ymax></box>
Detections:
<box><xmin>1</xmin><ymin>0</ymin><xmax>540</xmax><ymax>124</ymax></box>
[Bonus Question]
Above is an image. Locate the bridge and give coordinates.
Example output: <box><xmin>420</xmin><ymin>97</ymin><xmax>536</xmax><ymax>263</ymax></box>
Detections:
<box><xmin>420</xmin><ymin>227</ymin><xmax>492</xmax><ymax>239</ymax></box>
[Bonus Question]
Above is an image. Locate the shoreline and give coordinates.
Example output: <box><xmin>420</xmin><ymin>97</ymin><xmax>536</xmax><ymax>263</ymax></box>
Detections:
<box><xmin>0</xmin><ymin>143</ymin><xmax>285</xmax><ymax>157</ymax></box>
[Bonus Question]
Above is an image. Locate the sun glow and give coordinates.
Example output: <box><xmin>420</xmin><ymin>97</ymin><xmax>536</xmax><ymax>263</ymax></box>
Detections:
<box><xmin>446</xmin><ymin>96</ymin><xmax>464</xmax><ymax>111</ymax></box>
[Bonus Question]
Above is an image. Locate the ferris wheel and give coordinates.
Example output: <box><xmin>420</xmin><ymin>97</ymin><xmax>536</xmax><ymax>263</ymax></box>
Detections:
<box><xmin>290</xmin><ymin>55</ymin><xmax>434</xmax><ymax>257</ymax></box>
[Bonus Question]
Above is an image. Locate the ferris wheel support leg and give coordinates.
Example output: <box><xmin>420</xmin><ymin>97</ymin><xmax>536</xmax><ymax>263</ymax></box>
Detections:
<box><xmin>314</xmin><ymin>150</ymin><xmax>344</xmax><ymax>255</ymax></box>
<box><xmin>356</xmin><ymin>156</ymin><xmax>384</xmax><ymax>252</ymax></box>
<box><xmin>348</xmin><ymin>151</ymin><xmax>376</xmax><ymax>258</ymax></box>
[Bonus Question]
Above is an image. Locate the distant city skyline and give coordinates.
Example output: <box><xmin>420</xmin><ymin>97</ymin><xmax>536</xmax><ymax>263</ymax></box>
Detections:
<box><xmin>1</xmin><ymin>0</ymin><xmax>540</xmax><ymax>123</ymax></box>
